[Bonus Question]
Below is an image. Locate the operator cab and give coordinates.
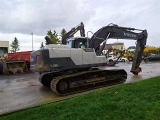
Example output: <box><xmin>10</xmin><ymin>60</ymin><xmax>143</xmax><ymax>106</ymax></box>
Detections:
<box><xmin>66</xmin><ymin>37</ymin><xmax>89</xmax><ymax>48</ymax></box>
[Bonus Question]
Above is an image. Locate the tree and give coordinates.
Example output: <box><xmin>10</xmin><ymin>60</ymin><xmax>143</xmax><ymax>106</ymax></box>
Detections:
<box><xmin>45</xmin><ymin>30</ymin><xmax>59</xmax><ymax>44</ymax></box>
<box><xmin>60</xmin><ymin>28</ymin><xmax>67</xmax><ymax>44</ymax></box>
<box><xmin>40</xmin><ymin>42</ymin><xmax>44</xmax><ymax>49</ymax></box>
<box><xmin>61</xmin><ymin>28</ymin><xmax>67</xmax><ymax>37</ymax></box>
<box><xmin>10</xmin><ymin>37</ymin><xmax>20</xmax><ymax>52</ymax></box>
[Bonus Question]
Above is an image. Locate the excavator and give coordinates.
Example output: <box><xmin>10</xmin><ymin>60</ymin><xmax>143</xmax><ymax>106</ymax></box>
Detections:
<box><xmin>30</xmin><ymin>23</ymin><xmax>148</xmax><ymax>95</ymax></box>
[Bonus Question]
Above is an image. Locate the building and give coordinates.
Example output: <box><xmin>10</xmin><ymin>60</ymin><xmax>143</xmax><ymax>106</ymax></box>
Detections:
<box><xmin>111</xmin><ymin>43</ymin><xmax>125</xmax><ymax>50</ymax></box>
<box><xmin>103</xmin><ymin>42</ymin><xmax>125</xmax><ymax>55</ymax></box>
<box><xmin>104</xmin><ymin>42</ymin><xmax>125</xmax><ymax>50</ymax></box>
<box><xmin>0</xmin><ymin>41</ymin><xmax>9</xmax><ymax>59</ymax></box>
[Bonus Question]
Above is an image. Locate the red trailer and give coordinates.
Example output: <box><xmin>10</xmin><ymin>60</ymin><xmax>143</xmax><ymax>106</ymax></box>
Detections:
<box><xmin>8</xmin><ymin>51</ymin><xmax>31</xmax><ymax>61</ymax></box>
<box><xmin>8</xmin><ymin>51</ymin><xmax>32</xmax><ymax>67</ymax></box>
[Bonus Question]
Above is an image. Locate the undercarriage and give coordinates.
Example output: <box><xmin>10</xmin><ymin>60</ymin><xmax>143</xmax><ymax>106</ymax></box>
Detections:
<box><xmin>39</xmin><ymin>68</ymin><xmax>127</xmax><ymax>95</ymax></box>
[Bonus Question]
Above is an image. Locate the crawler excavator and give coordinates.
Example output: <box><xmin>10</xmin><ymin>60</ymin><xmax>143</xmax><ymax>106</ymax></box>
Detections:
<box><xmin>30</xmin><ymin>23</ymin><xmax>148</xmax><ymax>95</ymax></box>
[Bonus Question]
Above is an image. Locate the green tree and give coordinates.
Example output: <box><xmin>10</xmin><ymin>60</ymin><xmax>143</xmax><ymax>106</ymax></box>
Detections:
<box><xmin>61</xmin><ymin>28</ymin><xmax>67</xmax><ymax>37</ymax></box>
<box><xmin>40</xmin><ymin>42</ymin><xmax>44</xmax><ymax>49</ymax></box>
<box><xmin>45</xmin><ymin>30</ymin><xmax>59</xmax><ymax>44</ymax></box>
<box><xmin>60</xmin><ymin>28</ymin><xmax>67</xmax><ymax>44</ymax></box>
<box><xmin>10</xmin><ymin>37</ymin><xmax>20</xmax><ymax>52</ymax></box>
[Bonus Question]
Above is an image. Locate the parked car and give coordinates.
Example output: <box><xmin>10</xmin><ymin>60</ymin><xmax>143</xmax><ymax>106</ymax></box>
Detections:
<box><xmin>106</xmin><ymin>55</ymin><xmax>129</xmax><ymax>63</ymax></box>
<box><xmin>106</xmin><ymin>55</ymin><xmax>117</xmax><ymax>62</ymax></box>
<box><xmin>117</xmin><ymin>57</ymin><xmax>129</xmax><ymax>62</ymax></box>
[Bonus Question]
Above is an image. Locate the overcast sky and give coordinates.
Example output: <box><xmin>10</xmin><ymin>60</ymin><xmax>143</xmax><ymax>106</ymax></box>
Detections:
<box><xmin>0</xmin><ymin>0</ymin><xmax>159</xmax><ymax>51</ymax></box>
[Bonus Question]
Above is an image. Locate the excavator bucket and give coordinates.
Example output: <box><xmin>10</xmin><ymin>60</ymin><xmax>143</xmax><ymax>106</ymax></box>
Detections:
<box><xmin>2</xmin><ymin>60</ymin><xmax>29</xmax><ymax>75</ymax></box>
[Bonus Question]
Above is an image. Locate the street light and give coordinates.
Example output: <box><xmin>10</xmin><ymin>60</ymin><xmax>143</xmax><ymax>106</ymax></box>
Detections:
<box><xmin>31</xmin><ymin>32</ymin><xmax>33</xmax><ymax>51</ymax></box>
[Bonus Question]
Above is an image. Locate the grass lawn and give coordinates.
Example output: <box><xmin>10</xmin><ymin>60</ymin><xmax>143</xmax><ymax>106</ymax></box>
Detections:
<box><xmin>0</xmin><ymin>76</ymin><xmax>160</xmax><ymax>120</ymax></box>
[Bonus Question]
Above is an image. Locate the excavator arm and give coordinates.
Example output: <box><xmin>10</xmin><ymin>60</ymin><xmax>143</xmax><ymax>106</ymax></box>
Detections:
<box><xmin>62</xmin><ymin>22</ymin><xmax>85</xmax><ymax>44</ymax></box>
<box><xmin>89</xmin><ymin>23</ymin><xmax>148</xmax><ymax>75</ymax></box>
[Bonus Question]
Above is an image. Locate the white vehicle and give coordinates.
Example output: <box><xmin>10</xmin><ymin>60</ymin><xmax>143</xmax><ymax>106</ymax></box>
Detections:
<box><xmin>107</xmin><ymin>56</ymin><xmax>128</xmax><ymax>62</ymax></box>
<box><xmin>106</xmin><ymin>55</ymin><xmax>117</xmax><ymax>62</ymax></box>
<box><xmin>117</xmin><ymin>57</ymin><xmax>129</xmax><ymax>62</ymax></box>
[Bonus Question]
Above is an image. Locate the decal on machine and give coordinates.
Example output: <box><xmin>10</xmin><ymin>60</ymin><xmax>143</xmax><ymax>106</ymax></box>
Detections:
<box><xmin>123</xmin><ymin>32</ymin><xmax>136</xmax><ymax>38</ymax></box>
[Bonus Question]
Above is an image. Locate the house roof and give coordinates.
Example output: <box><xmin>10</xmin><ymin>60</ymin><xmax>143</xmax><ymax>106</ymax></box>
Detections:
<box><xmin>127</xmin><ymin>46</ymin><xmax>136</xmax><ymax>49</ymax></box>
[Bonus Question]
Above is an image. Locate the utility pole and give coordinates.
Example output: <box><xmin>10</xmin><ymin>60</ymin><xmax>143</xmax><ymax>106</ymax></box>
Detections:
<box><xmin>31</xmin><ymin>32</ymin><xmax>33</xmax><ymax>50</ymax></box>
<box><xmin>117</xmin><ymin>39</ymin><xmax>118</xmax><ymax>50</ymax></box>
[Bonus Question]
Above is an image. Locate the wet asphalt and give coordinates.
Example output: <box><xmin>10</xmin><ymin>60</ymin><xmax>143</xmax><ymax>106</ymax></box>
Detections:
<box><xmin>0</xmin><ymin>61</ymin><xmax>159</xmax><ymax>115</ymax></box>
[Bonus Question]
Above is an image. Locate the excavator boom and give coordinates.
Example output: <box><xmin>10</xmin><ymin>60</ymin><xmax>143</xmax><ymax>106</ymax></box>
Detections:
<box><xmin>89</xmin><ymin>23</ymin><xmax>148</xmax><ymax>74</ymax></box>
